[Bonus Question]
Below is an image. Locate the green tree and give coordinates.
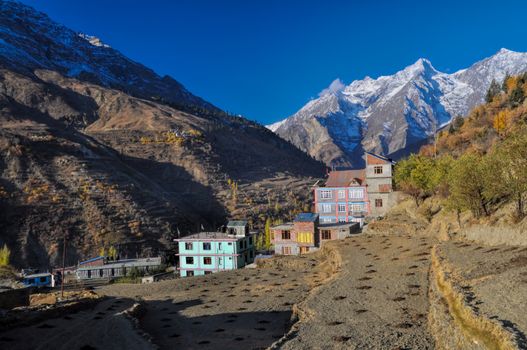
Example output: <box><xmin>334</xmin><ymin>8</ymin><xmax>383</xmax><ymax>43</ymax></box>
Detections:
<box><xmin>487</xmin><ymin>131</ymin><xmax>527</xmax><ymax>218</ymax></box>
<box><xmin>264</xmin><ymin>217</ymin><xmax>272</xmax><ymax>250</ymax></box>
<box><xmin>509</xmin><ymin>86</ymin><xmax>525</xmax><ymax>107</ymax></box>
<box><xmin>108</xmin><ymin>246</ymin><xmax>118</xmax><ymax>261</ymax></box>
<box><xmin>394</xmin><ymin>154</ymin><xmax>436</xmax><ymax>206</ymax></box>
<box><xmin>485</xmin><ymin>79</ymin><xmax>501</xmax><ymax>103</ymax></box>
<box><xmin>447</xmin><ymin>153</ymin><xmax>493</xmax><ymax>217</ymax></box>
<box><xmin>0</xmin><ymin>244</ymin><xmax>10</xmax><ymax>266</ymax></box>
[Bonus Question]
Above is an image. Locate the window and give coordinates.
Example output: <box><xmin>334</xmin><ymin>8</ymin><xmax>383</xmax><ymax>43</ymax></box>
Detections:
<box><xmin>249</xmin><ymin>237</ymin><xmax>253</xmax><ymax>245</ymax></box>
<box><xmin>321</xmin><ymin>230</ymin><xmax>331</xmax><ymax>240</ymax></box>
<box><xmin>297</xmin><ymin>232</ymin><xmax>313</xmax><ymax>243</ymax></box>
<box><xmin>375</xmin><ymin>198</ymin><xmax>383</xmax><ymax>207</ymax></box>
<box><xmin>322</xmin><ymin>217</ymin><xmax>333</xmax><ymax>223</ymax></box>
<box><xmin>204</xmin><ymin>271</ymin><xmax>212</xmax><ymax>275</ymax></box>
<box><xmin>338</xmin><ymin>204</ymin><xmax>346</xmax><ymax>212</ymax></box>
<box><xmin>203</xmin><ymin>242</ymin><xmax>211</xmax><ymax>250</ymax></box>
<box><xmin>40</xmin><ymin>276</ymin><xmax>47</xmax><ymax>283</ymax></box>
<box><xmin>350</xmin><ymin>203</ymin><xmax>363</xmax><ymax>213</ymax></box>
<box><xmin>374</xmin><ymin>166</ymin><xmax>383</xmax><ymax>174</ymax></box>
<box><xmin>187</xmin><ymin>271</ymin><xmax>194</xmax><ymax>277</ymax></box>
<box><xmin>218</xmin><ymin>257</ymin><xmax>222</xmax><ymax>265</ymax></box>
<box><xmin>320</xmin><ymin>190</ymin><xmax>332</xmax><ymax>199</ymax></box>
<box><xmin>282</xmin><ymin>246</ymin><xmax>292</xmax><ymax>255</ymax></box>
<box><xmin>349</xmin><ymin>189</ymin><xmax>364</xmax><ymax>199</ymax></box>
<box><xmin>218</xmin><ymin>242</ymin><xmax>222</xmax><ymax>250</ymax></box>
<box><xmin>204</xmin><ymin>257</ymin><xmax>212</xmax><ymax>265</ymax></box>
<box><xmin>228</xmin><ymin>242</ymin><xmax>232</xmax><ymax>246</ymax></box>
<box><xmin>322</xmin><ymin>204</ymin><xmax>332</xmax><ymax>213</ymax></box>
<box><xmin>99</xmin><ymin>269</ymin><xmax>103</xmax><ymax>278</ymax></box>
<box><xmin>250</xmin><ymin>250</ymin><xmax>254</xmax><ymax>258</ymax></box>
<box><xmin>338</xmin><ymin>217</ymin><xmax>346</xmax><ymax>223</ymax></box>
<box><xmin>281</xmin><ymin>230</ymin><xmax>291</xmax><ymax>240</ymax></box>
<box><xmin>300</xmin><ymin>247</ymin><xmax>309</xmax><ymax>254</ymax></box>
<box><xmin>185</xmin><ymin>257</ymin><xmax>194</xmax><ymax>264</ymax></box>
<box><xmin>185</xmin><ymin>242</ymin><xmax>193</xmax><ymax>250</ymax></box>
<box><xmin>338</xmin><ymin>190</ymin><xmax>345</xmax><ymax>199</ymax></box>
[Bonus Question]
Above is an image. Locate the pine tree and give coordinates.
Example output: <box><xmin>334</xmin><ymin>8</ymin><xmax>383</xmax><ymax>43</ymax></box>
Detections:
<box><xmin>485</xmin><ymin>79</ymin><xmax>501</xmax><ymax>103</ymax></box>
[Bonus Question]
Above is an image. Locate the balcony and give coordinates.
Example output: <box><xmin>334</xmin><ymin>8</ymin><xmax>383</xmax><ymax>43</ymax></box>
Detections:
<box><xmin>348</xmin><ymin>210</ymin><xmax>367</xmax><ymax>217</ymax></box>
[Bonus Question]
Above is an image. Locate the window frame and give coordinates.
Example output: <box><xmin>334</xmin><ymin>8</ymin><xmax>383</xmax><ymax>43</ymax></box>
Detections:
<box><xmin>321</xmin><ymin>230</ymin><xmax>331</xmax><ymax>240</ymax></box>
<box><xmin>322</xmin><ymin>204</ymin><xmax>332</xmax><ymax>213</ymax></box>
<box><xmin>281</xmin><ymin>230</ymin><xmax>291</xmax><ymax>240</ymax></box>
<box><xmin>203</xmin><ymin>242</ymin><xmax>212</xmax><ymax>250</ymax></box>
<box><xmin>375</xmin><ymin>198</ymin><xmax>383</xmax><ymax>207</ymax></box>
<box><xmin>320</xmin><ymin>190</ymin><xmax>332</xmax><ymax>199</ymax></box>
<box><xmin>374</xmin><ymin>166</ymin><xmax>383</xmax><ymax>174</ymax></box>
<box><xmin>203</xmin><ymin>257</ymin><xmax>212</xmax><ymax>265</ymax></box>
<box><xmin>337</xmin><ymin>189</ymin><xmax>345</xmax><ymax>199</ymax></box>
<box><xmin>185</xmin><ymin>257</ymin><xmax>194</xmax><ymax>264</ymax></box>
<box><xmin>185</xmin><ymin>242</ymin><xmax>193</xmax><ymax>250</ymax></box>
<box><xmin>338</xmin><ymin>203</ymin><xmax>346</xmax><ymax>213</ymax></box>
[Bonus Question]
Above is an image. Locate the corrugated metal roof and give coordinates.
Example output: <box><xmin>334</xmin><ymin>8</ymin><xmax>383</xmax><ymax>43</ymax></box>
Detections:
<box><xmin>176</xmin><ymin>232</ymin><xmax>244</xmax><ymax>240</ymax></box>
<box><xmin>325</xmin><ymin>169</ymin><xmax>365</xmax><ymax>187</ymax></box>
<box><xmin>79</xmin><ymin>256</ymin><xmax>105</xmax><ymax>265</ymax></box>
<box><xmin>23</xmin><ymin>272</ymin><xmax>52</xmax><ymax>278</ymax></box>
<box><xmin>271</xmin><ymin>223</ymin><xmax>294</xmax><ymax>230</ymax></box>
<box><xmin>294</xmin><ymin>213</ymin><xmax>319</xmax><ymax>222</ymax></box>
<box><xmin>77</xmin><ymin>257</ymin><xmax>162</xmax><ymax>271</ymax></box>
<box><xmin>227</xmin><ymin>220</ymin><xmax>248</xmax><ymax>227</ymax></box>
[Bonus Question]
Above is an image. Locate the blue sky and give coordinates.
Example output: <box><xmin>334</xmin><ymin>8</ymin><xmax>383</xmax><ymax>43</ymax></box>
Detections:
<box><xmin>20</xmin><ymin>0</ymin><xmax>527</xmax><ymax>125</ymax></box>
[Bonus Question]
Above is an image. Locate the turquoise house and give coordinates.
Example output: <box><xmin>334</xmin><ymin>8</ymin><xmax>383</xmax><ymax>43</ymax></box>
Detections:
<box><xmin>176</xmin><ymin>221</ymin><xmax>255</xmax><ymax>277</ymax></box>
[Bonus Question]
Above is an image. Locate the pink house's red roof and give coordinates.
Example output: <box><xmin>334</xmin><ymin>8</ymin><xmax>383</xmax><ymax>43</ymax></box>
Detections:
<box><xmin>325</xmin><ymin>170</ymin><xmax>365</xmax><ymax>187</ymax></box>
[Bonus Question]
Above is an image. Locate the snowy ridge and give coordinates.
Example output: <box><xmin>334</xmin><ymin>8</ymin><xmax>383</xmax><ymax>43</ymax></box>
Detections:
<box><xmin>0</xmin><ymin>0</ymin><xmax>216</xmax><ymax>111</ymax></box>
<box><xmin>269</xmin><ymin>49</ymin><xmax>527</xmax><ymax>166</ymax></box>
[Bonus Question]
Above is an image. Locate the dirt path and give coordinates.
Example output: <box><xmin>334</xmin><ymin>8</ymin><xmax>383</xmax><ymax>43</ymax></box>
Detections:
<box><xmin>278</xmin><ymin>234</ymin><xmax>436</xmax><ymax>349</ymax></box>
<box><xmin>0</xmin><ymin>297</ymin><xmax>153</xmax><ymax>350</ymax></box>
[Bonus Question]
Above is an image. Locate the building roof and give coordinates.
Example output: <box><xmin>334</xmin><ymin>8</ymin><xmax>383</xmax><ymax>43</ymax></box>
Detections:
<box><xmin>79</xmin><ymin>256</ymin><xmax>105</xmax><ymax>265</ymax></box>
<box><xmin>176</xmin><ymin>231</ymin><xmax>247</xmax><ymax>241</ymax></box>
<box><xmin>23</xmin><ymin>272</ymin><xmax>52</xmax><ymax>279</ymax></box>
<box><xmin>318</xmin><ymin>222</ymin><xmax>360</xmax><ymax>229</ymax></box>
<box><xmin>271</xmin><ymin>223</ymin><xmax>294</xmax><ymax>230</ymax></box>
<box><xmin>77</xmin><ymin>257</ymin><xmax>162</xmax><ymax>271</ymax></box>
<box><xmin>325</xmin><ymin>169</ymin><xmax>365</xmax><ymax>187</ymax></box>
<box><xmin>294</xmin><ymin>213</ymin><xmax>319</xmax><ymax>222</ymax></box>
<box><xmin>365</xmin><ymin>151</ymin><xmax>394</xmax><ymax>164</ymax></box>
<box><xmin>227</xmin><ymin>220</ymin><xmax>248</xmax><ymax>227</ymax></box>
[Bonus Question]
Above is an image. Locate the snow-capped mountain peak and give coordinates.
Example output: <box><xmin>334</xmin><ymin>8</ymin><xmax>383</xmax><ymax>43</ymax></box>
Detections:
<box><xmin>78</xmin><ymin>33</ymin><xmax>110</xmax><ymax>48</ymax></box>
<box><xmin>268</xmin><ymin>49</ymin><xmax>527</xmax><ymax>167</ymax></box>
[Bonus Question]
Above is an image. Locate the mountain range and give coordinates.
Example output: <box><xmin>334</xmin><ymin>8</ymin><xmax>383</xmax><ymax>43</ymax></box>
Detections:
<box><xmin>268</xmin><ymin>48</ymin><xmax>527</xmax><ymax>166</ymax></box>
<box><xmin>0</xmin><ymin>0</ymin><xmax>324</xmax><ymax>267</ymax></box>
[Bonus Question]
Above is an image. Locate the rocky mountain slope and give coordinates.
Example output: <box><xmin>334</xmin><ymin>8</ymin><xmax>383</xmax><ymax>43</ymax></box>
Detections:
<box><xmin>0</xmin><ymin>0</ymin><xmax>325</xmax><ymax>268</ymax></box>
<box><xmin>269</xmin><ymin>48</ymin><xmax>527</xmax><ymax>166</ymax></box>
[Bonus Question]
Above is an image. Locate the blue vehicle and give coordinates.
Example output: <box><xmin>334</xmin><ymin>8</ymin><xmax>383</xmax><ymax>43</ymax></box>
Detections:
<box><xmin>22</xmin><ymin>273</ymin><xmax>56</xmax><ymax>287</ymax></box>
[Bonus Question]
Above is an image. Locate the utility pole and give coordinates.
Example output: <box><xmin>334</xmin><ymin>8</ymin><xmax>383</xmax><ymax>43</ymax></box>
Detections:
<box><xmin>61</xmin><ymin>231</ymin><xmax>66</xmax><ymax>298</ymax></box>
